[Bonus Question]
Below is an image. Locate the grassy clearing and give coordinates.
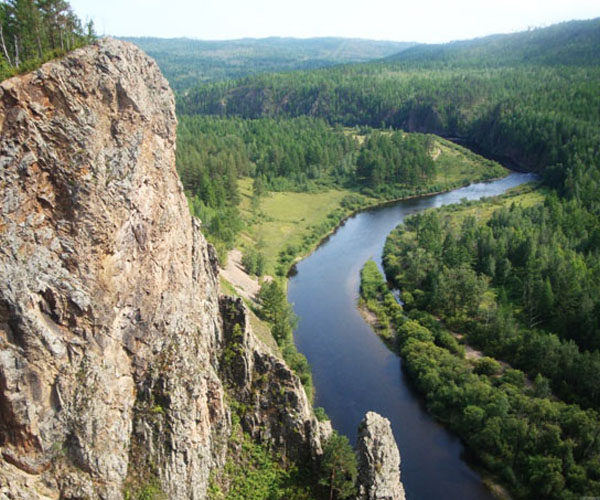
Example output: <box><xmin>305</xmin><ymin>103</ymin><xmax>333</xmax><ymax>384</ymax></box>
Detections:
<box><xmin>431</xmin><ymin>138</ymin><xmax>506</xmax><ymax>187</ymax></box>
<box><xmin>238</xmin><ymin>178</ymin><xmax>372</xmax><ymax>275</ymax></box>
<box><xmin>234</xmin><ymin>136</ymin><xmax>508</xmax><ymax>276</ymax></box>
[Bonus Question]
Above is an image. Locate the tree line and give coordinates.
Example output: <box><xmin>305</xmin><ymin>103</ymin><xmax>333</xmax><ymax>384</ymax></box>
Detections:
<box><xmin>177</xmin><ymin>115</ymin><xmax>439</xmax><ymax>254</ymax></box>
<box><xmin>177</xmin><ymin>46</ymin><xmax>600</xmax><ymax>214</ymax></box>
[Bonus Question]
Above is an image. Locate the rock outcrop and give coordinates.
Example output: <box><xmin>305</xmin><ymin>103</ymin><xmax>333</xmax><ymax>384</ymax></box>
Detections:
<box><xmin>356</xmin><ymin>412</ymin><xmax>405</xmax><ymax>500</ymax></box>
<box><xmin>0</xmin><ymin>38</ymin><xmax>323</xmax><ymax>499</ymax></box>
<box><xmin>220</xmin><ymin>297</ymin><xmax>331</xmax><ymax>462</ymax></box>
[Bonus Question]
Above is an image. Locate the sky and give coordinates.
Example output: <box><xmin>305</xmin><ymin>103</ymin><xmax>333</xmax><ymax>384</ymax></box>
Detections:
<box><xmin>69</xmin><ymin>0</ymin><xmax>600</xmax><ymax>44</ymax></box>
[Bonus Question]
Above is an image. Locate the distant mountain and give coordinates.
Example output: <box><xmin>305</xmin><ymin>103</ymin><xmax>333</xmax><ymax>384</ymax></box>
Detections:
<box><xmin>122</xmin><ymin>36</ymin><xmax>415</xmax><ymax>91</ymax></box>
<box><xmin>385</xmin><ymin>17</ymin><xmax>600</xmax><ymax>67</ymax></box>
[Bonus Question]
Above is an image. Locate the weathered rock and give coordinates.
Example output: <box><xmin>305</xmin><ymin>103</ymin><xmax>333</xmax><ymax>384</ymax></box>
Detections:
<box><xmin>0</xmin><ymin>38</ymin><xmax>323</xmax><ymax>499</ymax></box>
<box><xmin>219</xmin><ymin>296</ymin><xmax>327</xmax><ymax>462</ymax></box>
<box><xmin>356</xmin><ymin>412</ymin><xmax>405</xmax><ymax>500</ymax></box>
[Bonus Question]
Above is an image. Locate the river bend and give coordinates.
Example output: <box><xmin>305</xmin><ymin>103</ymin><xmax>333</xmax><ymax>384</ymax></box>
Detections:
<box><xmin>288</xmin><ymin>173</ymin><xmax>535</xmax><ymax>500</ymax></box>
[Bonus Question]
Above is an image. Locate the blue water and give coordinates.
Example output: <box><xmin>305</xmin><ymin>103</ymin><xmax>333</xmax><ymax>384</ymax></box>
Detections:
<box><xmin>289</xmin><ymin>173</ymin><xmax>536</xmax><ymax>500</ymax></box>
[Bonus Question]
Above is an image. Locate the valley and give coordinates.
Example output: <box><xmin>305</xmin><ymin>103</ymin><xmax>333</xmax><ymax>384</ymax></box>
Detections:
<box><xmin>1</xmin><ymin>2</ymin><xmax>599</xmax><ymax>498</ymax></box>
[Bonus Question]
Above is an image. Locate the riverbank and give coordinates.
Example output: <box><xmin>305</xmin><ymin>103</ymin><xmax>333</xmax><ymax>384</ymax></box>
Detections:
<box><xmin>285</xmin><ymin>172</ymin><xmax>514</xmax><ymax>274</ymax></box>
<box><xmin>357</xmin><ymin>256</ymin><xmax>517</xmax><ymax>500</ymax></box>
<box><xmin>374</xmin><ymin>181</ymin><xmax>599</xmax><ymax>498</ymax></box>
<box><xmin>287</xmin><ymin>173</ymin><xmax>536</xmax><ymax>500</ymax></box>
<box><xmin>219</xmin><ymin>153</ymin><xmax>525</xmax><ymax>409</ymax></box>
<box><xmin>233</xmin><ymin>134</ymin><xmax>509</xmax><ymax>278</ymax></box>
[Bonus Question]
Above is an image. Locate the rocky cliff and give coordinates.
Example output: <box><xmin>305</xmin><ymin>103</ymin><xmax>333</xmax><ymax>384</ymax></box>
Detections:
<box><xmin>0</xmin><ymin>38</ymin><xmax>325</xmax><ymax>499</ymax></box>
<box><xmin>356</xmin><ymin>412</ymin><xmax>405</xmax><ymax>500</ymax></box>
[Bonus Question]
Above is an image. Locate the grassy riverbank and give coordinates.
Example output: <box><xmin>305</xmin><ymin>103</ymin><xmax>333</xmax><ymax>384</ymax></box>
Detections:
<box><xmin>237</xmin><ymin>178</ymin><xmax>366</xmax><ymax>276</ymax></box>
<box><xmin>217</xmin><ymin>133</ymin><xmax>514</xmax><ymax>408</ymax></box>
<box><xmin>233</xmin><ymin>134</ymin><xmax>507</xmax><ymax>276</ymax></box>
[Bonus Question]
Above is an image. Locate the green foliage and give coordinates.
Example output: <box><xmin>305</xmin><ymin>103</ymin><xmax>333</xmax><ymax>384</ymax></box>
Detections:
<box><xmin>187</xmin><ymin>197</ymin><xmax>242</xmax><ymax>253</ymax></box>
<box><xmin>214</xmin><ymin>422</ymin><xmax>317</xmax><ymax>500</ymax></box>
<box><xmin>223</xmin><ymin>323</ymin><xmax>244</xmax><ymax>366</ymax></box>
<box><xmin>356</xmin><ymin>131</ymin><xmax>435</xmax><ymax>189</ymax></box>
<box><xmin>397</xmin><ymin>319</ymin><xmax>434</xmax><ymax>344</ymax></box>
<box><xmin>434</xmin><ymin>265</ymin><xmax>489</xmax><ymax>318</ymax></box>
<box><xmin>180</xmin><ymin>63</ymin><xmax>600</xmax><ymax>184</ymax></box>
<box><xmin>258</xmin><ymin>281</ymin><xmax>288</xmax><ymax>325</ymax></box>
<box><xmin>257</xmin><ymin>280</ymin><xmax>313</xmax><ymax>401</ymax></box>
<box><xmin>473</xmin><ymin>357</ymin><xmax>502</xmax><ymax>377</ymax></box>
<box><xmin>385</xmin><ymin>194</ymin><xmax>600</xmax><ymax>411</ymax></box>
<box><xmin>0</xmin><ymin>0</ymin><xmax>95</xmax><ymax>82</ymax></box>
<box><xmin>379</xmin><ymin>192</ymin><xmax>600</xmax><ymax>498</ymax></box>
<box><xmin>177</xmin><ymin>116</ymin><xmax>453</xmax><ymax>197</ymax></box>
<box><xmin>124</xmin><ymin>478</ymin><xmax>165</xmax><ymax>500</ymax></box>
<box><xmin>242</xmin><ymin>248</ymin><xmax>266</xmax><ymax>276</ymax></box>
<box><xmin>318</xmin><ymin>432</ymin><xmax>357</xmax><ymax>500</ymax></box>
<box><xmin>339</xmin><ymin>193</ymin><xmax>369</xmax><ymax>211</ymax></box>
<box><xmin>359</xmin><ymin>260</ymin><xmax>386</xmax><ymax>301</ymax></box>
<box><xmin>177</xmin><ymin>115</ymin><xmax>355</xmax><ymax>197</ymax></box>
<box><xmin>359</xmin><ymin>260</ymin><xmax>403</xmax><ymax>343</ymax></box>
<box><xmin>313</xmin><ymin>406</ymin><xmax>329</xmax><ymax>422</ymax></box>
<box><xmin>374</xmin><ymin>296</ymin><xmax>600</xmax><ymax>498</ymax></box>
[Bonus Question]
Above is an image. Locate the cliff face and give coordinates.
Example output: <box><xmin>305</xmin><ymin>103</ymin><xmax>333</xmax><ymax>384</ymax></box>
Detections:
<box><xmin>0</xmin><ymin>38</ymin><xmax>323</xmax><ymax>499</ymax></box>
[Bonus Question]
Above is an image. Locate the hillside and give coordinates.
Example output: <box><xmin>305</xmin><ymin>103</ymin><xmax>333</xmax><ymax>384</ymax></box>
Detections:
<box><xmin>178</xmin><ymin>19</ymin><xmax>600</xmax><ymax>185</ymax></box>
<box><xmin>386</xmin><ymin>17</ymin><xmax>600</xmax><ymax>67</ymax></box>
<box><xmin>123</xmin><ymin>36</ymin><xmax>415</xmax><ymax>91</ymax></box>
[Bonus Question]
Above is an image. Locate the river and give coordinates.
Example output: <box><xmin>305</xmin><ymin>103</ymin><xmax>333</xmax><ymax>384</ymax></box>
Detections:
<box><xmin>288</xmin><ymin>173</ymin><xmax>536</xmax><ymax>500</ymax></box>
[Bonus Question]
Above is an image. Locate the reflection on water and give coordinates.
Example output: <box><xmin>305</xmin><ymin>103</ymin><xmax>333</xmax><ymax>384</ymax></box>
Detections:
<box><xmin>288</xmin><ymin>173</ymin><xmax>535</xmax><ymax>500</ymax></box>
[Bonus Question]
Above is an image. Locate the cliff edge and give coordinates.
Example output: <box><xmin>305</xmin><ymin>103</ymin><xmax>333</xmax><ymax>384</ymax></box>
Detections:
<box><xmin>0</xmin><ymin>38</ymin><xmax>324</xmax><ymax>499</ymax></box>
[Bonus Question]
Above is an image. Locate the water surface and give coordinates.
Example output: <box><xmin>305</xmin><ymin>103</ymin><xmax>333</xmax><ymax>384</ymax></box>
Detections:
<box><xmin>289</xmin><ymin>173</ymin><xmax>535</xmax><ymax>500</ymax></box>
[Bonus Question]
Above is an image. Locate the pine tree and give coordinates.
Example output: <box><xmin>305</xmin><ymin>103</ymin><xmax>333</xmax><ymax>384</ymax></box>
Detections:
<box><xmin>319</xmin><ymin>432</ymin><xmax>357</xmax><ymax>500</ymax></box>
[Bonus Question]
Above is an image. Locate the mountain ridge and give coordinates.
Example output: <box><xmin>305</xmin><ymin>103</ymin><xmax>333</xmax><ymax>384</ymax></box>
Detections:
<box><xmin>122</xmin><ymin>36</ymin><xmax>416</xmax><ymax>91</ymax></box>
<box><xmin>383</xmin><ymin>17</ymin><xmax>600</xmax><ymax>66</ymax></box>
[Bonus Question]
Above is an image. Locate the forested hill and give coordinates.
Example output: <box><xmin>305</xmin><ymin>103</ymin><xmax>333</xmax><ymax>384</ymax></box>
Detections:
<box><xmin>122</xmin><ymin>36</ymin><xmax>415</xmax><ymax>91</ymax></box>
<box><xmin>178</xmin><ymin>18</ymin><xmax>600</xmax><ymax>190</ymax></box>
<box><xmin>386</xmin><ymin>17</ymin><xmax>600</xmax><ymax>67</ymax></box>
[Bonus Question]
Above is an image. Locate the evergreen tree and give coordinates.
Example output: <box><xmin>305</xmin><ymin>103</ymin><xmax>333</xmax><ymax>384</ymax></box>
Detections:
<box><xmin>319</xmin><ymin>432</ymin><xmax>357</xmax><ymax>500</ymax></box>
<box><xmin>0</xmin><ymin>0</ymin><xmax>93</xmax><ymax>79</ymax></box>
